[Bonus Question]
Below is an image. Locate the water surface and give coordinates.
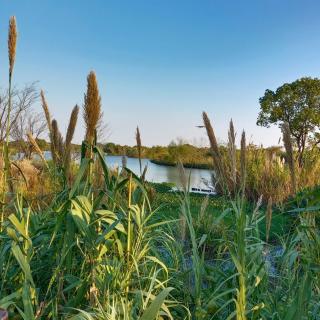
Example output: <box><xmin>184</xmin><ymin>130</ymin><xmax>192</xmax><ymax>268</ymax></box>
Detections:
<box><xmin>106</xmin><ymin>156</ymin><xmax>213</xmax><ymax>190</ymax></box>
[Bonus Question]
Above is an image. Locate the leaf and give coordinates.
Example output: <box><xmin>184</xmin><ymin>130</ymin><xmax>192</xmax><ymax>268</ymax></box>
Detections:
<box><xmin>198</xmin><ymin>234</ymin><xmax>207</xmax><ymax>248</ymax></box>
<box><xmin>140</xmin><ymin>287</ymin><xmax>173</xmax><ymax>320</ymax></box>
<box><xmin>8</xmin><ymin>214</ymin><xmax>28</xmax><ymax>239</ymax></box>
<box><xmin>0</xmin><ymin>291</ymin><xmax>21</xmax><ymax>309</ymax></box>
<box><xmin>11</xmin><ymin>242</ymin><xmax>34</xmax><ymax>287</ymax></box>
<box><xmin>22</xmin><ymin>283</ymin><xmax>35</xmax><ymax>320</ymax></box>
<box><xmin>69</xmin><ymin>159</ymin><xmax>91</xmax><ymax>199</ymax></box>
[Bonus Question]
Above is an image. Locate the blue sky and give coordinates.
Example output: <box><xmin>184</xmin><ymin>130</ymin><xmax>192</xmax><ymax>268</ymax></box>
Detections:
<box><xmin>0</xmin><ymin>0</ymin><xmax>320</xmax><ymax>146</ymax></box>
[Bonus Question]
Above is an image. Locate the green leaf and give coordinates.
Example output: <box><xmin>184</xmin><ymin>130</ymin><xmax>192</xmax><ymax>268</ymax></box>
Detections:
<box><xmin>11</xmin><ymin>242</ymin><xmax>35</xmax><ymax>287</ymax></box>
<box><xmin>140</xmin><ymin>287</ymin><xmax>173</xmax><ymax>320</ymax></box>
<box><xmin>22</xmin><ymin>283</ymin><xmax>35</xmax><ymax>320</ymax></box>
<box><xmin>69</xmin><ymin>159</ymin><xmax>91</xmax><ymax>199</ymax></box>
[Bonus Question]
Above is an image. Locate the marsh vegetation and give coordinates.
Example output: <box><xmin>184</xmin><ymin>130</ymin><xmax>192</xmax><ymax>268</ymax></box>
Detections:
<box><xmin>0</xmin><ymin>17</ymin><xmax>320</xmax><ymax>320</ymax></box>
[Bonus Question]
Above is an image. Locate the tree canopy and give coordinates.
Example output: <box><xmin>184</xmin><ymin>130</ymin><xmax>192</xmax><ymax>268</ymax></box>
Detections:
<box><xmin>257</xmin><ymin>77</ymin><xmax>320</xmax><ymax>165</ymax></box>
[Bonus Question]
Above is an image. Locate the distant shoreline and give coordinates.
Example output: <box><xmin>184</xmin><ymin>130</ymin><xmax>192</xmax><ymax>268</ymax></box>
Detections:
<box><xmin>150</xmin><ymin>159</ymin><xmax>213</xmax><ymax>170</ymax></box>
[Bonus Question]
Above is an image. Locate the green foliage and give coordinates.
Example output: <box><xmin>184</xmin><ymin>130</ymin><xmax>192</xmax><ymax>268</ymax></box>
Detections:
<box><xmin>257</xmin><ymin>77</ymin><xmax>320</xmax><ymax>164</ymax></box>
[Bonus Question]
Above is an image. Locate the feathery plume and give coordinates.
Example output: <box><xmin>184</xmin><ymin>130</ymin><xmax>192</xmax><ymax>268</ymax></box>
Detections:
<box><xmin>40</xmin><ymin>90</ymin><xmax>56</xmax><ymax>163</ymax></box>
<box><xmin>65</xmin><ymin>105</ymin><xmax>79</xmax><ymax>148</ymax></box>
<box><xmin>8</xmin><ymin>16</ymin><xmax>17</xmax><ymax>78</ymax></box>
<box><xmin>26</xmin><ymin>132</ymin><xmax>48</xmax><ymax>168</ymax></box>
<box><xmin>202</xmin><ymin>112</ymin><xmax>227</xmax><ymax>194</ymax></box>
<box><xmin>136</xmin><ymin>126</ymin><xmax>142</xmax><ymax>174</ymax></box>
<box><xmin>282</xmin><ymin>122</ymin><xmax>296</xmax><ymax>193</ymax></box>
<box><xmin>240</xmin><ymin>130</ymin><xmax>246</xmax><ymax>193</ymax></box>
<box><xmin>64</xmin><ymin>105</ymin><xmax>79</xmax><ymax>180</ymax></box>
<box><xmin>83</xmin><ymin>71</ymin><xmax>101</xmax><ymax>146</ymax></box>
<box><xmin>228</xmin><ymin>119</ymin><xmax>237</xmax><ymax>193</ymax></box>
<box><xmin>40</xmin><ymin>90</ymin><xmax>53</xmax><ymax>133</ymax></box>
<box><xmin>52</xmin><ymin>119</ymin><xmax>64</xmax><ymax>165</ymax></box>
<box><xmin>178</xmin><ymin>161</ymin><xmax>188</xmax><ymax>194</ymax></box>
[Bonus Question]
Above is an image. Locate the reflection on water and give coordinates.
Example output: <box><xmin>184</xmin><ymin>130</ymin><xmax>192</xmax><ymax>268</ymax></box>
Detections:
<box><xmin>106</xmin><ymin>156</ymin><xmax>213</xmax><ymax>190</ymax></box>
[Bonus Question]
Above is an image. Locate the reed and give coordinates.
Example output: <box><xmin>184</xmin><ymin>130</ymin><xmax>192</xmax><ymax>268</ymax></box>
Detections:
<box><xmin>8</xmin><ymin>16</ymin><xmax>17</xmax><ymax>79</ymax></box>
<box><xmin>83</xmin><ymin>71</ymin><xmax>101</xmax><ymax>147</ymax></box>
<box><xmin>122</xmin><ymin>155</ymin><xmax>127</xmax><ymax>169</ymax></box>
<box><xmin>282</xmin><ymin>122</ymin><xmax>296</xmax><ymax>193</ymax></box>
<box><xmin>136</xmin><ymin>126</ymin><xmax>142</xmax><ymax>174</ymax></box>
<box><xmin>1</xmin><ymin>17</ymin><xmax>18</xmax><ymax>230</ymax></box>
<box><xmin>265</xmin><ymin>197</ymin><xmax>272</xmax><ymax>243</ymax></box>
<box><xmin>240</xmin><ymin>130</ymin><xmax>246</xmax><ymax>194</ymax></box>
<box><xmin>51</xmin><ymin>119</ymin><xmax>64</xmax><ymax>165</ymax></box>
<box><xmin>40</xmin><ymin>90</ymin><xmax>56</xmax><ymax>164</ymax></box>
<box><xmin>202</xmin><ymin>111</ymin><xmax>227</xmax><ymax>194</ymax></box>
<box><xmin>64</xmin><ymin>105</ymin><xmax>79</xmax><ymax>181</ymax></box>
<box><xmin>26</xmin><ymin>132</ymin><xmax>48</xmax><ymax>168</ymax></box>
<box><xmin>228</xmin><ymin>119</ymin><xmax>237</xmax><ymax>194</ymax></box>
<box><xmin>1</xmin><ymin>15</ymin><xmax>320</xmax><ymax>320</ymax></box>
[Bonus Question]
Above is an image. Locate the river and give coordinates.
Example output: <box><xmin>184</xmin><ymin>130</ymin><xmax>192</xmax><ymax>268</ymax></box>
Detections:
<box><xmin>19</xmin><ymin>152</ymin><xmax>213</xmax><ymax>191</ymax></box>
<box><xmin>105</xmin><ymin>155</ymin><xmax>213</xmax><ymax>190</ymax></box>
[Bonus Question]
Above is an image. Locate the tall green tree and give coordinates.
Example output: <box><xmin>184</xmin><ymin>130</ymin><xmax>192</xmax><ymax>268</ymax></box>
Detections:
<box><xmin>257</xmin><ymin>77</ymin><xmax>320</xmax><ymax>166</ymax></box>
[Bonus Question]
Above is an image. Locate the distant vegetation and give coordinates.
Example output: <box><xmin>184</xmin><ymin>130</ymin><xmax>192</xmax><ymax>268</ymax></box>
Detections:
<box><xmin>1</xmin><ymin>16</ymin><xmax>320</xmax><ymax>320</ymax></box>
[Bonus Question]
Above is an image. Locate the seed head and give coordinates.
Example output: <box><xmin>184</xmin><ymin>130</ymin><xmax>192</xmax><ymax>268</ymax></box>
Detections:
<box><xmin>8</xmin><ymin>16</ymin><xmax>17</xmax><ymax>78</ymax></box>
<box><xmin>83</xmin><ymin>71</ymin><xmax>101</xmax><ymax>145</ymax></box>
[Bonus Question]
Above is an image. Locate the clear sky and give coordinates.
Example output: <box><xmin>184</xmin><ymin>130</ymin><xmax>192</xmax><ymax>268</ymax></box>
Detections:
<box><xmin>0</xmin><ymin>0</ymin><xmax>320</xmax><ymax>146</ymax></box>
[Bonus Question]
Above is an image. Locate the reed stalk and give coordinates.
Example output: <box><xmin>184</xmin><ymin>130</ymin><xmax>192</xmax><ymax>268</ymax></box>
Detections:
<box><xmin>83</xmin><ymin>71</ymin><xmax>101</xmax><ymax>147</ymax></box>
<box><xmin>282</xmin><ymin>122</ymin><xmax>296</xmax><ymax>194</ymax></box>
<box><xmin>202</xmin><ymin>111</ymin><xmax>228</xmax><ymax>195</ymax></box>
<box><xmin>228</xmin><ymin>119</ymin><xmax>237</xmax><ymax>194</ymax></box>
<box><xmin>51</xmin><ymin>119</ymin><xmax>64</xmax><ymax>166</ymax></box>
<box><xmin>40</xmin><ymin>90</ymin><xmax>56</xmax><ymax>164</ymax></box>
<box><xmin>64</xmin><ymin>105</ymin><xmax>79</xmax><ymax>182</ymax></box>
<box><xmin>83</xmin><ymin>71</ymin><xmax>101</xmax><ymax>184</ymax></box>
<box><xmin>26</xmin><ymin>132</ymin><xmax>49</xmax><ymax>170</ymax></box>
<box><xmin>136</xmin><ymin>126</ymin><xmax>142</xmax><ymax>175</ymax></box>
<box><xmin>266</xmin><ymin>197</ymin><xmax>272</xmax><ymax>243</ymax></box>
<box><xmin>1</xmin><ymin>16</ymin><xmax>17</xmax><ymax>231</ymax></box>
<box><xmin>240</xmin><ymin>130</ymin><xmax>246</xmax><ymax>195</ymax></box>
